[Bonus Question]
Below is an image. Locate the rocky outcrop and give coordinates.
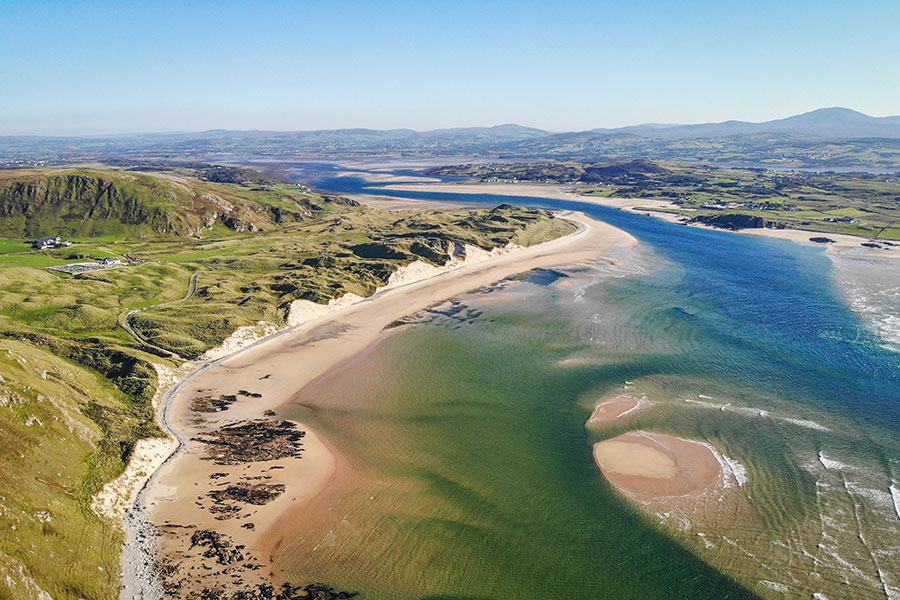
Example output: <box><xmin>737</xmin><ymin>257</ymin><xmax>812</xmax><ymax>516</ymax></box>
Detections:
<box><xmin>0</xmin><ymin>175</ymin><xmax>173</xmax><ymax>238</ymax></box>
<box><xmin>222</xmin><ymin>216</ymin><xmax>260</xmax><ymax>232</ymax></box>
<box><xmin>688</xmin><ymin>213</ymin><xmax>782</xmax><ymax>230</ymax></box>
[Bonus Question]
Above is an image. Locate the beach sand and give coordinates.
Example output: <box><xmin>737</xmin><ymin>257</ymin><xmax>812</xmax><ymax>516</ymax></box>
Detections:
<box><xmin>334</xmin><ymin>170</ymin><xmax>442</xmax><ymax>184</ymax></box>
<box><xmin>144</xmin><ymin>211</ymin><xmax>636</xmax><ymax>595</ymax></box>
<box><xmin>737</xmin><ymin>227</ymin><xmax>899</xmax><ymax>258</ymax></box>
<box><xmin>593</xmin><ymin>432</ymin><xmax>721</xmax><ymax>499</ymax></box>
<box><xmin>382</xmin><ymin>181</ymin><xmax>680</xmax><ymax>211</ymax></box>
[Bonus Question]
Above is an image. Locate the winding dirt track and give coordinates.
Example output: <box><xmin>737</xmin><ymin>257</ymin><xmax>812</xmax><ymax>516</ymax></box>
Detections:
<box><xmin>118</xmin><ymin>269</ymin><xmax>203</xmax><ymax>359</ymax></box>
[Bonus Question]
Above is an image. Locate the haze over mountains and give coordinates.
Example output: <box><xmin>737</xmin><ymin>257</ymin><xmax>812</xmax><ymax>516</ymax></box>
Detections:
<box><xmin>4</xmin><ymin>108</ymin><xmax>899</xmax><ymax>144</ymax></box>
<box><xmin>588</xmin><ymin>107</ymin><xmax>900</xmax><ymax>140</ymax></box>
<box><xmin>3</xmin><ymin>108</ymin><xmax>900</xmax><ymax>170</ymax></box>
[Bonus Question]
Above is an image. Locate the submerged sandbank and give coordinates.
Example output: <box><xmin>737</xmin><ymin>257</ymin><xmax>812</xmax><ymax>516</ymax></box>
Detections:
<box><xmin>586</xmin><ymin>397</ymin><xmax>642</xmax><ymax>425</ymax></box>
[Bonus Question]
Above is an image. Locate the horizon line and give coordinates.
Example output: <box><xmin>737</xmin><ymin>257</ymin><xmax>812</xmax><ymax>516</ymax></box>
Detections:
<box><xmin>2</xmin><ymin>106</ymin><xmax>898</xmax><ymax>139</ymax></box>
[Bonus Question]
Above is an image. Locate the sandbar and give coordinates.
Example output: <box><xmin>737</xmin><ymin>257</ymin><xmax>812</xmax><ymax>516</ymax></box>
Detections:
<box><xmin>586</xmin><ymin>397</ymin><xmax>641</xmax><ymax>425</ymax></box>
<box><xmin>593</xmin><ymin>431</ymin><xmax>721</xmax><ymax>499</ymax></box>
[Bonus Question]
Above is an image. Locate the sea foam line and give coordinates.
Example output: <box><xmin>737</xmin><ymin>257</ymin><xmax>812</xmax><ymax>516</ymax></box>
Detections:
<box><xmin>682</xmin><ymin>398</ymin><xmax>828</xmax><ymax>430</ymax></box>
<box><xmin>698</xmin><ymin>441</ymin><xmax>748</xmax><ymax>488</ymax></box>
<box><xmin>890</xmin><ymin>484</ymin><xmax>900</xmax><ymax>522</ymax></box>
<box><xmin>818</xmin><ymin>451</ymin><xmax>853</xmax><ymax>472</ymax></box>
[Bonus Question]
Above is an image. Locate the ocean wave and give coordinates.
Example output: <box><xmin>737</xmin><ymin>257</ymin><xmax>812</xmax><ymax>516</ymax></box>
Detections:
<box><xmin>779</xmin><ymin>417</ymin><xmax>831</xmax><ymax>432</ymax></box>
<box><xmin>698</xmin><ymin>441</ymin><xmax>748</xmax><ymax>488</ymax></box>
<box><xmin>681</xmin><ymin>398</ymin><xmax>827</xmax><ymax>430</ymax></box>
<box><xmin>831</xmin><ymin>257</ymin><xmax>900</xmax><ymax>352</ymax></box>
<box><xmin>818</xmin><ymin>451</ymin><xmax>853</xmax><ymax>472</ymax></box>
<box><xmin>890</xmin><ymin>484</ymin><xmax>900</xmax><ymax>522</ymax></box>
<box><xmin>844</xmin><ymin>479</ymin><xmax>897</xmax><ymax>512</ymax></box>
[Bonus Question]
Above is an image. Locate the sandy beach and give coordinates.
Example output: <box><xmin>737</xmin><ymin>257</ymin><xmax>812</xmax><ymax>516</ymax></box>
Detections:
<box><xmin>382</xmin><ymin>181</ymin><xmax>681</xmax><ymax>211</ymax></box>
<box><xmin>737</xmin><ymin>227</ymin><xmax>900</xmax><ymax>258</ymax></box>
<box><xmin>334</xmin><ymin>170</ymin><xmax>442</xmax><ymax>184</ymax></box>
<box><xmin>137</xmin><ymin>211</ymin><xmax>636</xmax><ymax>596</ymax></box>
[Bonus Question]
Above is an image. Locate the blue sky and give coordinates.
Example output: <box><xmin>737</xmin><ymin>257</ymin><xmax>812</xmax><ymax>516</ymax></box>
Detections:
<box><xmin>1</xmin><ymin>0</ymin><xmax>898</xmax><ymax>135</ymax></box>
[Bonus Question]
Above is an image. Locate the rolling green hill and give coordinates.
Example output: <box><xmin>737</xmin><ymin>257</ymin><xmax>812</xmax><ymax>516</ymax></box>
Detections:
<box><xmin>0</xmin><ymin>168</ymin><xmax>355</xmax><ymax>239</ymax></box>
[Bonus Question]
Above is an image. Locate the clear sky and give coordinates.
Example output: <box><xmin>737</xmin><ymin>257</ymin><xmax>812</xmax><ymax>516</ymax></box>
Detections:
<box><xmin>1</xmin><ymin>0</ymin><xmax>898</xmax><ymax>135</ymax></box>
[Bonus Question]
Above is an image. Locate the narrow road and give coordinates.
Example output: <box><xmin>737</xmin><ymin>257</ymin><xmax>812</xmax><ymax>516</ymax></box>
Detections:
<box><xmin>118</xmin><ymin>269</ymin><xmax>203</xmax><ymax>359</ymax></box>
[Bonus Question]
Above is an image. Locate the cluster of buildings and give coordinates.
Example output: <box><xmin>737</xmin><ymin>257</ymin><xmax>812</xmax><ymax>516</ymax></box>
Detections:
<box><xmin>701</xmin><ymin>201</ymin><xmax>746</xmax><ymax>210</ymax></box>
<box><xmin>31</xmin><ymin>236</ymin><xmax>72</xmax><ymax>250</ymax></box>
<box><xmin>699</xmin><ymin>200</ymin><xmax>799</xmax><ymax>212</ymax></box>
<box><xmin>30</xmin><ymin>235</ymin><xmax>126</xmax><ymax>273</ymax></box>
<box><xmin>47</xmin><ymin>257</ymin><xmax>123</xmax><ymax>275</ymax></box>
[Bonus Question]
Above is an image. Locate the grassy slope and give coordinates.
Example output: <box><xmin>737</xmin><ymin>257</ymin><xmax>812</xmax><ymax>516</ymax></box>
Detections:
<box><xmin>0</xmin><ymin>168</ymin><xmax>574</xmax><ymax>599</ymax></box>
<box><xmin>0</xmin><ymin>167</ymin><xmax>346</xmax><ymax>240</ymax></box>
<box><xmin>131</xmin><ymin>204</ymin><xmax>573</xmax><ymax>357</ymax></box>
<box><xmin>0</xmin><ymin>339</ymin><xmax>156</xmax><ymax>599</ymax></box>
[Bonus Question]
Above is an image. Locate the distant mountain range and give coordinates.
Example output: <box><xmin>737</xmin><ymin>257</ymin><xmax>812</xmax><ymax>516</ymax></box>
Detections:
<box><xmin>3</xmin><ymin>108</ymin><xmax>900</xmax><ymax>169</ymax></box>
<box><xmin>7</xmin><ymin>108</ymin><xmax>899</xmax><ymax>144</ymax></box>
<box><xmin>118</xmin><ymin>123</ymin><xmax>552</xmax><ymax>143</ymax></box>
<box><xmin>588</xmin><ymin>108</ymin><xmax>900</xmax><ymax>140</ymax></box>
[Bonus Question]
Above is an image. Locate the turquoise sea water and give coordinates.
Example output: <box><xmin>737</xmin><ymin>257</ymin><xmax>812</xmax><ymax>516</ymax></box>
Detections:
<box><xmin>276</xmin><ymin>166</ymin><xmax>899</xmax><ymax>599</ymax></box>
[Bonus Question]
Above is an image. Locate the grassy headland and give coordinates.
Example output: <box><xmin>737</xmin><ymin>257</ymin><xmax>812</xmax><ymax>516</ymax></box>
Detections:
<box><xmin>0</xmin><ymin>165</ymin><xmax>573</xmax><ymax>599</ymax></box>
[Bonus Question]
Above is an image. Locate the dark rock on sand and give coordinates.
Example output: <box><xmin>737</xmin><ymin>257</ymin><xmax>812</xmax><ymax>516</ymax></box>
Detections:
<box><xmin>192</xmin><ymin>420</ymin><xmax>305</xmax><ymax>465</ymax></box>
<box><xmin>189</xmin><ymin>530</ymin><xmax>244</xmax><ymax>565</ymax></box>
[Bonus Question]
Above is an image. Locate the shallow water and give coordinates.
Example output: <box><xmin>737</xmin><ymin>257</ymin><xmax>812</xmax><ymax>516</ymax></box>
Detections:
<box><xmin>274</xmin><ymin>166</ymin><xmax>900</xmax><ymax>599</ymax></box>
